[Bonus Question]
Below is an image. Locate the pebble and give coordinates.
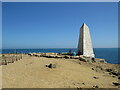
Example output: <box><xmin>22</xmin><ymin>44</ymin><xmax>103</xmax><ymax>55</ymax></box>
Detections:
<box><xmin>106</xmin><ymin>68</ymin><xmax>112</xmax><ymax>72</ymax></box>
<box><xmin>112</xmin><ymin>75</ymin><xmax>116</xmax><ymax>78</ymax></box>
<box><xmin>91</xmin><ymin>68</ymin><xmax>94</xmax><ymax>70</ymax></box>
<box><xmin>93</xmin><ymin>76</ymin><xmax>99</xmax><ymax>79</ymax></box>
<box><xmin>93</xmin><ymin>85</ymin><xmax>99</xmax><ymax>88</ymax></box>
<box><xmin>79</xmin><ymin>62</ymin><xmax>81</xmax><ymax>64</ymax></box>
<box><xmin>82</xmin><ymin>83</ymin><xmax>85</xmax><ymax>85</ymax></box>
<box><xmin>77</xmin><ymin>87</ymin><xmax>82</xmax><ymax>89</ymax></box>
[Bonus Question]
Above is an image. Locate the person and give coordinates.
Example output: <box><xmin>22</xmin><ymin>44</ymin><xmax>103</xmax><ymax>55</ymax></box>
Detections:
<box><xmin>69</xmin><ymin>50</ymin><xmax>72</xmax><ymax>53</ymax></box>
<box><xmin>72</xmin><ymin>52</ymin><xmax>76</xmax><ymax>56</ymax></box>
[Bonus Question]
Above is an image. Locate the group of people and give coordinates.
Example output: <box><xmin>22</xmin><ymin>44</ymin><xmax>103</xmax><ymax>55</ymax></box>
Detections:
<box><xmin>69</xmin><ymin>50</ymin><xmax>77</xmax><ymax>56</ymax></box>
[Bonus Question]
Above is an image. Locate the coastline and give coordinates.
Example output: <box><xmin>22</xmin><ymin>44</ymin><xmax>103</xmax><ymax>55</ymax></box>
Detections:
<box><xmin>2</xmin><ymin>48</ymin><xmax>118</xmax><ymax>64</ymax></box>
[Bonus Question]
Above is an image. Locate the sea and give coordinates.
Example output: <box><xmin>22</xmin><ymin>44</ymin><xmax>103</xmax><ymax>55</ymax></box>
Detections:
<box><xmin>1</xmin><ymin>48</ymin><xmax>119</xmax><ymax>64</ymax></box>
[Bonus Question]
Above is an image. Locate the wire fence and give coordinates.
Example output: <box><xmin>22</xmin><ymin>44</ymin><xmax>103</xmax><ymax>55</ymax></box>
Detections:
<box><xmin>0</xmin><ymin>54</ymin><xmax>22</xmax><ymax>65</ymax></box>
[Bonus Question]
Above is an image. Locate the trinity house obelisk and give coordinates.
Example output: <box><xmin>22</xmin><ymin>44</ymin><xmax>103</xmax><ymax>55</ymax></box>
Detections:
<box><xmin>78</xmin><ymin>23</ymin><xmax>95</xmax><ymax>57</ymax></box>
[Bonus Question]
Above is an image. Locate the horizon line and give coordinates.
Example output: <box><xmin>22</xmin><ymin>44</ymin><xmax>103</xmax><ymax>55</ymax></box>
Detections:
<box><xmin>1</xmin><ymin>47</ymin><xmax>119</xmax><ymax>49</ymax></box>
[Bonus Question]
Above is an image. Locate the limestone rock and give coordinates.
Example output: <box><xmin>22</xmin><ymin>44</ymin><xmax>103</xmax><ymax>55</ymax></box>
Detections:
<box><xmin>79</xmin><ymin>57</ymin><xmax>87</xmax><ymax>62</ymax></box>
<box><xmin>112</xmin><ymin>82</ymin><xmax>120</xmax><ymax>86</ymax></box>
<box><xmin>48</xmin><ymin>63</ymin><xmax>56</xmax><ymax>68</ymax></box>
<box><xmin>63</xmin><ymin>55</ymin><xmax>70</xmax><ymax>59</ymax></box>
<box><xmin>93</xmin><ymin>85</ymin><xmax>99</xmax><ymax>88</ymax></box>
<box><xmin>93</xmin><ymin>58</ymin><xmax>106</xmax><ymax>63</ymax></box>
<box><xmin>55</xmin><ymin>55</ymin><xmax>63</xmax><ymax>58</ymax></box>
<box><xmin>28</xmin><ymin>53</ymin><xmax>34</xmax><ymax>56</ymax></box>
<box><xmin>79</xmin><ymin>56</ymin><xmax>106</xmax><ymax>63</ymax></box>
<box><xmin>71</xmin><ymin>56</ymin><xmax>80</xmax><ymax>59</ymax></box>
<box><xmin>110</xmin><ymin>71</ymin><xmax>120</xmax><ymax>76</ymax></box>
<box><xmin>106</xmin><ymin>68</ymin><xmax>113</xmax><ymax>72</ymax></box>
<box><xmin>47</xmin><ymin>55</ymin><xmax>56</xmax><ymax>58</ymax></box>
<box><xmin>106</xmin><ymin>68</ymin><xmax>120</xmax><ymax>76</ymax></box>
<box><xmin>93</xmin><ymin>76</ymin><xmax>99</xmax><ymax>79</ymax></box>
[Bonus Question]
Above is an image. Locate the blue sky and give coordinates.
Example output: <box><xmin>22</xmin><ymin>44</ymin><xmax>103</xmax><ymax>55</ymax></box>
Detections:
<box><xmin>2</xmin><ymin>2</ymin><xmax>118</xmax><ymax>49</ymax></box>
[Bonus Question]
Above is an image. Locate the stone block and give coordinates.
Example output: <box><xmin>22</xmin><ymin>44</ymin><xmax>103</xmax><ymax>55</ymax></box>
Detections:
<box><xmin>48</xmin><ymin>63</ymin><xmax>56</xmax><ymax>68</ymax></box>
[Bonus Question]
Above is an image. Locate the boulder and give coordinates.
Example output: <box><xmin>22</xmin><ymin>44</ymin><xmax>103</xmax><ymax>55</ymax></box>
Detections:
<box><xmin>34</xmin><ymin>54</ymin><xmax>39</xmax><ymax>57</ymax></box>
<box><xmin>79</xmin><ymin>57</ymin><xmax>93</xmax><ymax>63</ymax></box>
<box><xmin>28</xmin><ymin>53</ymin><xmax>33</xmax><ymax>56</ymax></box>
<box><xmin>106</xmin><ymin>68</ymin><xmax>120</xmax><ymax>76</ymax></box>
<box><xmin>106</xmin><ymin>68</ymin><xmax>113</xmax><ymax>72</ymax></box>
<box><xmin>46</xmin><ymin>55</ymin><xmax>59</xmax><ymax>58</ymax></box>
<box><xmin>40</xmin><ymin>53</ymin><xmax>46</xmax><ymax>57</ymax></box>
<box><xmin>33</xmin><ymin>53</ymin><xmax>37</xmax><ymax>55</ymax></box>
<box><xmin>63</xmin><ymin>55</ymin><xmax>70</xmax><ymax>59</ymax></box>
<box><xmin>93</xmin><ymin>58</ymin><xmax>106</xmax><ymax>63</ymax></box>
<box><xmin>110</xmin><ymin>71</ymin><xmax>120</xmax><ymax>76</ymax></box>
<box><xmin>96</xmin><ymin>66</ymin><xmax>103</xmax><ymax>70</ymax></box>
<box><xmin>93</xmin><ymin>85</ymin><xmax>99</xmax><ymax>88</ymax></box>
<box><xmin>112</xmin><ymin>82</ymin><xmax>120</xmax><ymax>86</ymax></box>
<box><xmin>79</xmin><ymin>57</ymin><xmax>87</xmax><ymax>62</ymax></box>
<box><xmin>48</xmin><ymin>63</ymin><xmax>56</xmax><ymax>68</ymax></box>
<box><xmin>93</xmin><ymin>76</ymin><xmax>99</xmax><ymax>79</ymax></box>
<box><xmin>71</xmin><ymin>56</ymin><xmax>80</xmax><ymax>59</ymax></box>
<box><xmin>91</xmin><ymin>68</ymin><xmax>94</xmax><ymax>70</ymax></box>
<box><xmin>55</xmin><ymin>55</ymin><xmax>63</xmax><ymax>58</ymax></box>
<box><xmin>45</xmin><ymin>53</ymin><xmax>57</xmax><ymax>57</ymax></box>
<box><xmin>61</xmin><ymin>52</ymin><xmax>70</xmax><ymax>55</ymax></box>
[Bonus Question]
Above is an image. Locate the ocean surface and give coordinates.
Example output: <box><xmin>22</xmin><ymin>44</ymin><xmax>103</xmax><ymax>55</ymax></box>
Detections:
<box><xmin>1</xmin><ymin>48</ymin><xmax>119</xmax><ymax>64</ymax></box>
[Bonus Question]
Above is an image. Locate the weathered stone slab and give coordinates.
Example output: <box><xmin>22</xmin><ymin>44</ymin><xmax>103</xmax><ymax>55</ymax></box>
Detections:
<box><xmin>79</xmin><ymin>56</ymin><xmax>106</xmax><ymax>63</ymax></box>
<box><xmin>55</xmin><ymin>55</ymin><xmax>63</xmax><ymax>58</ymax></box>
<box><xmin>63</xmin><ymin>55</ymin><xmax>70</xmax><ymax>59</ymax></box>
<box><xmin>70</xmin><ymin>56</ymin><xmax>80</xmax><ymax>59</ymax></box>
<box><xmin>47</xmin><ymin>55</ymin><xmax>57</xmax><ymax>58</ymax></box>
<box><xmin>93</xmin><ymin>58</ymin><xmax>106</xmax><ymax>63</ymax></box>
<box><xmin>79</xmin><ymin>57</ymin><xmax>88</xmax><ymax>62</ymax></box>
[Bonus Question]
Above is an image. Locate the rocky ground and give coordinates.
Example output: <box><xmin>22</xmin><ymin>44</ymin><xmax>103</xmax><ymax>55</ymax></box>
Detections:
<box><xmin>1</xmin><ymin>54</ymin><xmax>120</xmax><ymax>88</ymax></box>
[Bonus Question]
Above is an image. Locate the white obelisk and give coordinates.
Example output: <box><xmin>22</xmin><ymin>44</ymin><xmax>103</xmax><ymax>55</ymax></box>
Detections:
<box><xmin>78</xmin><ymin>23</ymin><xmax>95</xmax><ymax>57</ymax></box>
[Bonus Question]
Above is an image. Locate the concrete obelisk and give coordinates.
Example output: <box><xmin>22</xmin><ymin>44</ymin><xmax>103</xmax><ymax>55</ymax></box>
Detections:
<box><xmin>78</xmin><ymin>23</ymin><xmax>95</xmax><ymax>57</ymax></box>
